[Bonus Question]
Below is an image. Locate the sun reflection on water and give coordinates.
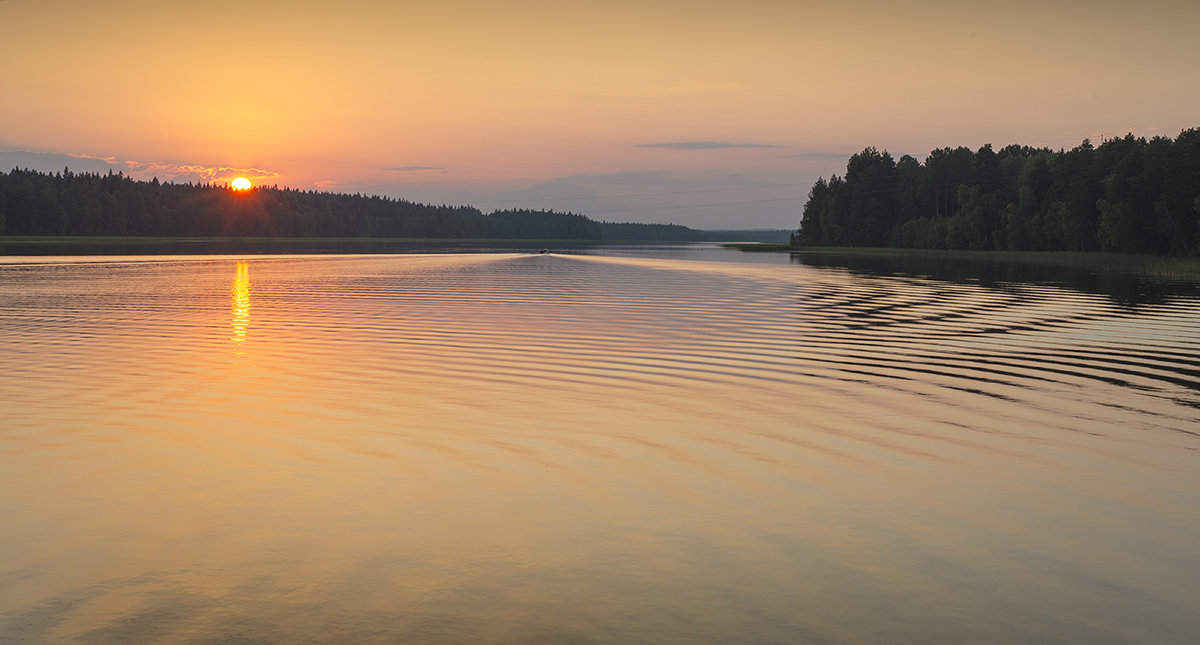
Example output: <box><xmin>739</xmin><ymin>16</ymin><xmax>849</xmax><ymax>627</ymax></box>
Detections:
<box><xmin>231</xmin><ymin>261</ymin><xmax>250</xmax><ymax>346</ymax></box>
<box><xmin>2</xmin><ymin>254</ymin><xmax>1200</xmax><ymax>642</ymax></box>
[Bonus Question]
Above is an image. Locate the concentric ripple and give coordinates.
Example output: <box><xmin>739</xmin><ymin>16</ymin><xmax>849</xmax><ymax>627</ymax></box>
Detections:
<box><xmin>1</xmin><ymin>251</ymin><xmax>1198</xmax><ymax>644</ymax></box>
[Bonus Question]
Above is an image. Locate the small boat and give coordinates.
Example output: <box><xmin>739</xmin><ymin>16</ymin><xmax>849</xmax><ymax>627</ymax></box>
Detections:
<box><xmin>539</xmin><ymin>248</ymin><xmax>550</xmax><ymax>254</ymax></box>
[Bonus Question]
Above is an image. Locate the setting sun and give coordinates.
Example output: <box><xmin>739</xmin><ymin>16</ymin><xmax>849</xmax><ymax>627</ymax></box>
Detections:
<box><xmin>231</xmin><ymin>177</ymin><xmax>252</xmax><ymax>190</ymax></box>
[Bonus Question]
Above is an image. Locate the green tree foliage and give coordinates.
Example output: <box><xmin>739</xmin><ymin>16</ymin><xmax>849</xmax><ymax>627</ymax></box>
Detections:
<box><xmin>0</xmin><ymin>169</ymin><xmax>694</xmax><ymax>241</ymax></box>
<box><xmin>796</xmin><ymin>129</ymin><xmax>1200</xmax><ymax>256</ymax></box>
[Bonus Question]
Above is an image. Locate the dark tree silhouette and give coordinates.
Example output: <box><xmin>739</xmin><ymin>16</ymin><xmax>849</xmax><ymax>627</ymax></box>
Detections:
<box><xmin>796</xmin><ymin>129</ymin><xmax>1200</xmax><ymax>256</ymax></box>
<box><xmin>0</xmin><ymin>169</ymin><xmax>710</xmax><ymax>242</ymax></box>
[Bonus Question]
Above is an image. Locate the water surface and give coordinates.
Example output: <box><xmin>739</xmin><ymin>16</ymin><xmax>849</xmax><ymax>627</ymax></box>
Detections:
<box><xmin>2</xmin><ymin>248</ymin><xmax>1198</xmax><ymax>643</ymax></box>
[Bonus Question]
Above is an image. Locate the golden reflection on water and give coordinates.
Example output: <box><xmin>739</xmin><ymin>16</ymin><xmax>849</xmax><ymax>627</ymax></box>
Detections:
<box><xmin>1</xmin><ymin>253</ymin><xmax>1199</xmax><ymax>643</ymax></box>
<box><xmin>231</xmin><ymin>261</ymin><xmax>250</xmax><ymax>347</ymax></box>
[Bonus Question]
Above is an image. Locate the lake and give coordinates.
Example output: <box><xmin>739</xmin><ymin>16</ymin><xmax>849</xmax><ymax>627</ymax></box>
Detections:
<box><xmin>2</xmin><ymin>246</ymin><xmax>1198</xmax><ymax>643</ymax></box>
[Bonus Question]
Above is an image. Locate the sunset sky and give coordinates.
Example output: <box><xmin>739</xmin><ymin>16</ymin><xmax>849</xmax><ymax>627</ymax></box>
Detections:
<box><xmin>2</xmin><ymin>0</ymin><xmax>1197</xmax><ymax>228</ymax></box>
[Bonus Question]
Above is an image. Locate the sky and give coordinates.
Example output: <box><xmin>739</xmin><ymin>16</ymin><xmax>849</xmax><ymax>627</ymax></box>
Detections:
<box><xmin>2</xmin><ymin>0</ymin><xmax>1198</xmax><ymax>229</ymax></box>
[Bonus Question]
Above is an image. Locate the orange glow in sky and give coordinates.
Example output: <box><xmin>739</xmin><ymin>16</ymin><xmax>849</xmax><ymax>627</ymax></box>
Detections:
<box><xmin>2</xmin><ymin>0</ymin><xmax>1198</xmax><ymax>227</ymax></box>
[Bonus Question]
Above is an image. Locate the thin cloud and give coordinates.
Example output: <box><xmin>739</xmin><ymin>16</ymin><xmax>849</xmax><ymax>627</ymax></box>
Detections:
<box><xmin>65</xmin><ymin>151</ymin><xmax>119</xmax><ymax>164</ymax></box>
<box><xmin>64</xmin><ymin>152</ymin><xmax>280</xmax><ymax>184</ymax></box>
<box><xmin>781</xmin><ymin>152</ymin><xmax>849</xmax><ymax>159</ymax></box>
<box><xmin>384</xmin><ymin>166</ymin><xmax>445</xmax><ymax>172</ymax></box>
<box><xmin>636</xmin><ymin>141</ymin><xmax>783</xmax><ymax>150</ymax></box>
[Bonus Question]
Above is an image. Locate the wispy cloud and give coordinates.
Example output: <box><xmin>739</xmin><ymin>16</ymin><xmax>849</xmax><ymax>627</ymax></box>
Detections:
<box><xmin>636</xmin><ymin>141</ymin><xmax>783</xmax><ymax>150</ymax></box>
<box><xmin>384</xmin><ymin>166</ymin><xmax>445</xmax><ymax>173</ymax></box>
<box><xmin>780</xmin><ymin>152</ymin><xmax>849</xmax><ymax>159</ymax></box>
<box><xmin>63</xmin><ymin>152</ymin><xmax>280</xmax><ymax>184</ymax></box>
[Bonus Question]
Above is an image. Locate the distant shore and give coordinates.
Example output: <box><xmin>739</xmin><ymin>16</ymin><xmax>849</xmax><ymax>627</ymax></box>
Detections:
<box><xmin>0</xmin><ymin>235</ymin><xmax>608</xmax><ymax>257</ymax></box>
<box><xmin>0</xmin><ymin>235</ymin><xmax>777</xmax><ymax>258</ymax></box>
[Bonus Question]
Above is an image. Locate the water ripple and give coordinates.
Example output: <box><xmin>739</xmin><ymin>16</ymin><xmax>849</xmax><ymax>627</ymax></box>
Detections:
<box><xmin>2</xmin><ymin>252</ymin><xmax>1199</xmax><ymax>643</ymax></box>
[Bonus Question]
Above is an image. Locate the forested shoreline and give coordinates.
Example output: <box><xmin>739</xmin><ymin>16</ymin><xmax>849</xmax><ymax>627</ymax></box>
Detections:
<box><xmin>0</xmin><ymin>168</ymin><xmax>710</xmax><ymax>241</ymax></box>
<box><xmin>795</xmin><ymin>129</ymin><xmax>1200</xmax><ymax>256</ymax></box>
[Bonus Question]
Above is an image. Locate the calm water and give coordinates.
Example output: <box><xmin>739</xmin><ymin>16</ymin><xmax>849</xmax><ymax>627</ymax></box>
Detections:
<box><xmin>2</xmin><ymin>247</ymin><xmax>1198</xmax><ymax>643</ymax></box>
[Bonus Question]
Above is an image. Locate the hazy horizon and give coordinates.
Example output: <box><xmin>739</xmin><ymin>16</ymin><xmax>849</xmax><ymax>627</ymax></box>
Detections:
<box><xmin>2</xmin><ymin>0</ymin><xmax>1198</xmax><ymax>228</ymax></box>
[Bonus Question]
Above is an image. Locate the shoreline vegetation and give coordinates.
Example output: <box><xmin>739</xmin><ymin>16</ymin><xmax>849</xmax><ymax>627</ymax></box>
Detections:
<box><xmin>0</xmin><ymin>235</ymin><xmax>668</xmax><ymax>257</ymax></box>
<box><xmin>724</xmin><ymin>244</ymin><xmax>1200</xmax><ymax>280</ymax></box>
<box><xmin>0</xmin><ymin>235</ymin><xmax>662</xmax><ymax>246</ymax></box>
<box><xmin>792</xmin><ymin>128</ymin><xmax>1199</xmax><ymax>257</ymax></box>
<box><xmin>0</xmin><ymin>167</ymin><xmax>786</xmax><ymax>244</ymax></box>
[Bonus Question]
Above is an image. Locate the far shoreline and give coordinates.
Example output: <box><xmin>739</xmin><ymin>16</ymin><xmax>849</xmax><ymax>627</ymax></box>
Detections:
<box><xmin>0</xmin><ymin>235</ymin><xmax>707</xmax><ymax>257</ymax></box>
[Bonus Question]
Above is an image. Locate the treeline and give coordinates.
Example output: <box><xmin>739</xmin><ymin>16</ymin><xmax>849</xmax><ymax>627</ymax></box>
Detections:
<box><xmin>0</xmin><ymin>167</ymin><xmax>703</xmax><ymax>241</ymax></box>
<box><xmin>600</xmin><ymin>222</ymin><xmax>704</xmax><ymax>241</ymax></box>
<box><xmin>795</xmin><ymin>129</ymin><xmax>1200</xmax><ymax>255</ymax></box>
<box><xmin>598</xmin><ymin>225</ymin><xmax>790</xmax><ymax>243</ymax></box>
